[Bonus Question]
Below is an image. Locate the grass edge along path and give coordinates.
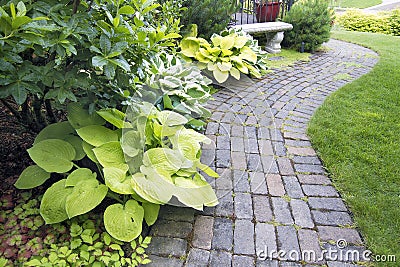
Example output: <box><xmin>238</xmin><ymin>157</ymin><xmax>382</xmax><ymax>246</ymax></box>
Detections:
<box><xmin>331</xmin><ymin>0</ymin><xmax>382</xmax><ymax>9</ymax></box>
<box><xmin>307</xmin><ymin>30</ymin><xmax>400</xmax><ymax>265</ymax></box>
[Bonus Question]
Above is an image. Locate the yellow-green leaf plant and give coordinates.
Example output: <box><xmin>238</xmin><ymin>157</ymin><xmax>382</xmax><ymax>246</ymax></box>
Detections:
<box><xmin>179</xmin><ymin>28</ymin><xmax>269</xmax><ymax>83</ymax></box>
<box><xmin>15</xmin><ymin>102</ymin><xmax>218</xmax><ymax>243</ymax></box>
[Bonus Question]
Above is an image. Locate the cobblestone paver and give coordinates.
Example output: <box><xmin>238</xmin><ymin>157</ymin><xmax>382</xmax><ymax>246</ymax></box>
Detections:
<box><xmin>146</xmin><ymin>40</ymin><xmax>378</xmax><ymax>266</ymax></box>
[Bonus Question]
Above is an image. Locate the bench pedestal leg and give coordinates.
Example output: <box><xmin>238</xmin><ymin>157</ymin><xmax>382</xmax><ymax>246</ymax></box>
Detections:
<box><xmin>265</xmin><ymin>31</ymin><xmax>284</xmax><ymax>54</ymax></box>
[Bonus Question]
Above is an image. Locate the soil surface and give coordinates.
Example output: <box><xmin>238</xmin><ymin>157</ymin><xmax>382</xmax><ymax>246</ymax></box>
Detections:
<box><xmin>0</xmin><ymin>102</ymin><xmax>35</xmax><ymax>196</ymax></box>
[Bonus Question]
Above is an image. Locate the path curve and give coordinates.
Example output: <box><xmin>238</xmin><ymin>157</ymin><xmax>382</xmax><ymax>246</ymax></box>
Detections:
<box><xmin>146</xmin><ymin>39</ymin><xmax>379</xmax><ymax>267</ymax></box>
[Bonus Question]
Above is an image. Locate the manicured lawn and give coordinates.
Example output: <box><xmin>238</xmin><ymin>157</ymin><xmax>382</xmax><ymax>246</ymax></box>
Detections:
<box><xmin>308</xmin><ymin>30</ymin><xmax>400</xmax><ymax>265</ymax></box>
<box><xmin>331</xmin><ymin>0</ymin><xmax>382</xmax><ymax>8</ymax></box>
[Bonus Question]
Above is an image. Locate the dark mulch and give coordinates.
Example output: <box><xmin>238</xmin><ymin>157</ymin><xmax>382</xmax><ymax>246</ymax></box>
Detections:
<box><xmin>0</xmin><ymin>102</ymin><xmax>35</xmax><ymax>196</ymax></box>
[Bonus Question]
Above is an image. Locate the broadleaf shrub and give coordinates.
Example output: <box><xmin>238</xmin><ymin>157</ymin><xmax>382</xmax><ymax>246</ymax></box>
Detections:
<box><xmin>282</xmin><ymin>0</ymin><xmax>334</xmax><ymax>52</ymax></box>
<box><xmin>0</xmin><ymin>0</ymin><xmax>182</xmax><ymax>131</ymax></box>
<box><xmin>336</xmin><ymin>9</ymin><xmax>400</xmax><ymax>36</ymax></box>
<box><xmin>179</xmin><ymin>0</ymin><xmax>236</xmax><ymax>39</ymax></box>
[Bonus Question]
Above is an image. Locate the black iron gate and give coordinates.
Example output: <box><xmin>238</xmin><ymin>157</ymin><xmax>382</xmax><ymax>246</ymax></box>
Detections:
<box><xmin>232</xmin><ymin>0</ymin><xmax>295</xmax><ymax>25</ymax></box>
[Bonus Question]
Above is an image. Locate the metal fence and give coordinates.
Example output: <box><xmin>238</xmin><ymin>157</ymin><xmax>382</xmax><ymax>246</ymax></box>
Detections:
<box><xmin>231</xmin><ymin>0</ymin><xmax>295</xmax><ymax>25</ymax></box>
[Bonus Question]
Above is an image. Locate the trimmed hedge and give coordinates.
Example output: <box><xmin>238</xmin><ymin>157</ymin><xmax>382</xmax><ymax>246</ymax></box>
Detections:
<box><xmin>336</xmin><ymin>9</ymin><xmax>400</xmax><ymax>36</ymax></box>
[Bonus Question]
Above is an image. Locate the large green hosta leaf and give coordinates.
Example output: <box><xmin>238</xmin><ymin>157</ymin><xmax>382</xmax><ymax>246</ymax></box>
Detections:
<box><xmin>103</xmin><ymin>167</ymin><xmax>134</xmax><ymax>194</ymax></box>
<box><xmin>28</xmin><ymin>139</ymin><xmax>76</xmax><ymax>173</ymax></box>
<box><xmin>97</xmin><ymin>108</ymin><xmax>125</xmax><ymax>129</ymax></box>
<box><xmin>93</xmin><ymin>141</ymin><xmax>128</xmax><ymax>171</ymax></box>
<box><xmin>14</xmin><ymin>165</ymin><xmax>50</xmax><ymax>189</ymax></box>
<box><xmin>142</xmin><ymin>202</ymin><xmax>160</xmax><ymax>226</ymax></box>
<box><xmin>142</xmin><ymin>148</ymin><xmax>191</xmax><ymax>178</ymax></box>
<box><xmin>40</xmin><ymin>179</ymin><xmax>73</xmax><ymax>224</ymax></box>
<box><xmin>76</xmin><ymin>125</ymin><xmax>118</xmax><ymax>147</ymax></box>
<box><xmin>104</xmin><ymin>200</ymin><xmax>144</xmax><ymax>242</ymax></box>
<box><xmin>34</xmin><ymin>121</ymin><xmax>75</xmax><ymax>145</ymax></box>
<box><xmin>65</xmin><ymin>179</ymin><xmax>108</xmax><ymax>218</ymax></box>
<box><xmin>132</xmin><ymin>167</ymin><xmax>218</xmax><ymax>210</ymax></box>
<box><xmin>67</xmin><ymin>102</ymin><xmax>105</xmax><ymax>129</ymax></box>
<box><xmin>65</xmin><ymin>168</ymin><xmax>97</xmax><ymax>187</ymax></box>
<box><xmin>170</xmin><ymin>128</ymin><xmax>211</xmax><ymax>160</ymax></box>
<box><xmin>82</xmin><ymin>141</ymin><xmax>98</xmax><ymax>163</ymax></box>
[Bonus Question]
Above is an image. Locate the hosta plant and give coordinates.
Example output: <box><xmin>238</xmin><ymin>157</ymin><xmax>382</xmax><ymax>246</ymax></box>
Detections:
<box><xmin>179</xmin><ymin>29</ymin><xmax>268</xmax><ymax>83</ymax></box>
<box><xmin>145</xmin><ymin>53</ymin><xmax>213</xmax><ymax>130</ymax></box>
<box><xmin>14</xmin><ymin>102</ymin><xmax>218</xmax><ymax>242</ymax></box>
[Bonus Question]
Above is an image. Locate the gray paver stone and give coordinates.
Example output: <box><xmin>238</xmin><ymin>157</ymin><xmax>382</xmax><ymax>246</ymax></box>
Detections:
<box><xmin>272</xmin><ymin>197</ymin><xmax>293</xmax><ymax>224</ymax></box>
<box><xmin>255</xmin><ymin>223</ymin><xmax>277</xmax><ymax>257</ymax></box>
<box><xmin>234</xmin><ymin>192</ymin><xmax>253</xmax><ymax>219</ymax></box>
<box><xmin>212</xmin><ymin>217</ymin><xmax>233</xmax><ymax>250</ymax></box>
<box><xmin>150</xmin><ymin>220</ymin><xmax>192</xmax><ymax>238</ymax></box>
<box><xmin>297</xmin><ymin>174</ymin><xmax>331</xmax><ymax>185</ymax></box>
<box><xmin>215</xmin><ymin>190</ymin><xmax>234</xmax><ymax>217</ymax></box>
<box><xmin>147</xmin><ymin>237</ymin><xmax>187</xmax><ymax>257</ymax></box>
<box><xmin>290</xmin><ymin>199</ymin><xmax>314</xmax><ymax>228</ymax></box>
<box><xmin>147</xmin><ymin>255</ymin><xmax>184</xmax><ymax>267</ymax></box>
<box><xmin>234</xmin><ymin>219</ymin><xmax>255</xmax><ymax>255</ymax></box>
<box><xmin>233</xmin><ymin>170</ymin><xmax>250</xmax><ymax>192</ymax></box>
<box><xmin>250</xmin><ymin>172</ymin><xmax>269</xmax><ymax>194</ymax></box>
<box><xmin>277</xmin><ymin>158</ymin><xmax>295</xmax><ymax>176</ymax></box>
<box><xmin>312</xmin><ymin>210</ymin><xmax>353</xmax><ymax>226</ymax></box>
<box><xmin>283</xmin><ymin>176</ymin><xmax>304</xmax><ymax>198</ymax></box>
<box><xmin>302</xmin><ymin>185</ymin><xmax>339</xmax><ymax>197</ymax></box>
<box><xmin>298</xmin><ymin>229</ymin><xmax>323</xmax><ymax>263</ymax></box>
<box><xmin>277</xmin><ymin>225</ymin><xmax>300</xmax><ymax>253</ymax></box>
<box><xmin>210</xmin><ymin>250</ymin><xmax>233</xmax><ymax>267</ymax></box>
<box><xmin>158</xmin><ymin>206</ymin><xmax>195</xmax><ymax>222</ymax></box>
<box><xmin>233</xmin><ymin>255</ymin><xmax>255</xmax><ymax>267</ymax></box>
<box><xmin>192</xmin><ymin>216</ymin><xmax>214</xmax><ymax>250</ymax></box>
<box><xmin>253</xmin><ymin>195</ymin><xmax>273</xmax><ymax>222</ymax></box>
<box><xmin>185</xmin><ymin>248</ymin><xmax>210</xmax><ymax>267</ymax></box>
<box><xmin>308</xmin><ymin>197</ymin><xmax>347</xmax><ymax>211</ymax></box>
<box><xmin>317</xmin><ymin>226</ymin><xmax>362</xmax><ymax>245</ymax></box>
<box><xmin>294</xmin><ymin>164</ymin><xmax>325</xmax><ymax>174</ymax></box>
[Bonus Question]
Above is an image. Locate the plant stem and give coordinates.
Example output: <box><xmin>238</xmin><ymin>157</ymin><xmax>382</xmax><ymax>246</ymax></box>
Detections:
<box><xmin>0</xmin><ymin>99</ymin><xmax>22</xmax><ymax>121</ymax></box>
<box><xmin>107</xmin><ymin>192</ymin><xmax>123</xmax><ymax>204</ymax></box>
<box><xmin>45</xmin><ymin>99</ymin><xmax>57</xmax><ymax>123</ymax></box>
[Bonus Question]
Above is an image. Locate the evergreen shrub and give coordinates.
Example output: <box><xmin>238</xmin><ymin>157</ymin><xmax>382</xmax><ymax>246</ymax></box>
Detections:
<box><xmin>180</xmin><ymin>0</ymin><xmax>236</xmax><ymax>39</ymax></box>
<box><xmin>282</xmin><ymin>0</ymin><xmax>334</xmax><ymax>52</ymax></box>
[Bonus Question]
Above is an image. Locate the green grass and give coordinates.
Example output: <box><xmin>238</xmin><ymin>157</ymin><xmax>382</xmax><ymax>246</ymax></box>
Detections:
<box><xmin>330</xmin><ymin>0</ymin><xmax>382</xmax><ymax>8</ymax></box>
<box><xmin>308</xmin><ymin>30</ymin><xmax>400</xmax><ymax>265</ymax></box>
<box><xmin>265</xmin><ymin>48</ymin><xmax>311</xmax><ymax>71</ymax></box>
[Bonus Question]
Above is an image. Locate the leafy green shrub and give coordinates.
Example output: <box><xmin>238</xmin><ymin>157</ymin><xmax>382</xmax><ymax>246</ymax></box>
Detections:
<box><xmin>14</xmin><ymin>102</ymin><xmax>218</xmax><ymax>243</ymax></box>
<box><xmin>180</xmin><ymin>28</ymin><xmax>268</xmax><ymax>83</ymax></box>
<box><xmin>0</xmin><ymin>0</ymin><xmax>181</xmax><ymax>131</ymax></box>
<box><xmin>282</xmin><ymin>0</ymin><xmax>334</xmax><ymax>52</ymax></box>
<box><xmin>179</xmin><ymin>0</ymin><xmax>236</xmax><ymax>39</ymax></box>
<box><xmin>336</xmin><ymin>9</ymin><xmax>400</xmax><ymax>36</ymax></box>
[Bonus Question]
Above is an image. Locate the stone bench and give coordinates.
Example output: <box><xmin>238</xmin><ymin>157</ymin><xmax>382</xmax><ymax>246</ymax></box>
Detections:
<box><xmin>232</xmin><ymin>22</ymin><xmax>293</xmax><ymax>54</ymax></box>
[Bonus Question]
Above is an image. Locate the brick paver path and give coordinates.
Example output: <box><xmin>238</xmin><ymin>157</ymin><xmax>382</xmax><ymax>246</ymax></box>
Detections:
<box><xmin>146</xmin><ymin>39</ymin><xmax>379</xmax><ymax>266</ymax></box>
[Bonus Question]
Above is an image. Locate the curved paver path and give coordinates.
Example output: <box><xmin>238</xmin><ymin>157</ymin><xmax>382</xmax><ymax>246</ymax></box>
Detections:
<box><xmin>146</xmin><ymin>39</ymin><xmax>379</xmax><ymax>267</ymax></box>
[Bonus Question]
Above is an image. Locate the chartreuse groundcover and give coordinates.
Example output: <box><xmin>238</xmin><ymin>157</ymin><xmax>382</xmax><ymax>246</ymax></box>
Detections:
<box><xmin>15</xmin><ymin>102</ymin><xmax>219</xmax><ymax>242</ymax></box>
